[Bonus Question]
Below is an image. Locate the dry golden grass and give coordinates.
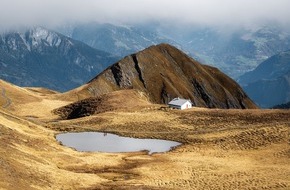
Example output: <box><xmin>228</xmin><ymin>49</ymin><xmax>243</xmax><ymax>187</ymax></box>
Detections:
<box><xmin>0</xmin><ymin>80</ymin><xmax>72</xmax><ymax>120</ymax></box>
<box><xmin>48</xmin><ymin>108</ymin><xmax>290</xmax><ymax>190</ymax></box>
<box><xmin>0</xmin><ymin>83</ymin><xmax>289</xmax><ymax>189</ymax></box>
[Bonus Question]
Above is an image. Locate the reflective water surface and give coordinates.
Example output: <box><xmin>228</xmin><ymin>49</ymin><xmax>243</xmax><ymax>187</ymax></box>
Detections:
<box><xmin>56</xmin><ymin>132</ymin><xmax>181</xmax><ymax>154</ymax></box>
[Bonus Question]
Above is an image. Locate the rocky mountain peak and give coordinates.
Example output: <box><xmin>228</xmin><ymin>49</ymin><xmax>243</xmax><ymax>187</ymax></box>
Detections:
<box><xmin>81</xmin><ymin>43</ymin><xmax>257</xmax><ymax>109</ymax></box>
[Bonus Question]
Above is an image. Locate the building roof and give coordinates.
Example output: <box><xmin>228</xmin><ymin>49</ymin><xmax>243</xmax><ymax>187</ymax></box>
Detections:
<box><xmin>168</xmin><ymin>98</ymin><xmax>192</xmax><ymax>107</ymax></box>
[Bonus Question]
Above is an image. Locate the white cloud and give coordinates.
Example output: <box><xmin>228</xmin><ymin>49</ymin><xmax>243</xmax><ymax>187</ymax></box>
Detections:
<box><xmin>0</xmin><ymin>0</ymin><xmax>290</xmax><ymax>29</ymax></box>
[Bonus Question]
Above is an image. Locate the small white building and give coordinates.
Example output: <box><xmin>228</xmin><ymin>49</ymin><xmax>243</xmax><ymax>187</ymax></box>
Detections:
<box><xmin>168</xmin><ymin>97</ymin><xmax>192</xmax><ymax>110</ymax></box>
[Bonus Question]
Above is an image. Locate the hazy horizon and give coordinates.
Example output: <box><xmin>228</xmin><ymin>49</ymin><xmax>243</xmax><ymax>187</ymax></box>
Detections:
<box><xmin>1</xmin><ymin>0</ymin><xmax>290</xmax><ymax>30</ymax></box>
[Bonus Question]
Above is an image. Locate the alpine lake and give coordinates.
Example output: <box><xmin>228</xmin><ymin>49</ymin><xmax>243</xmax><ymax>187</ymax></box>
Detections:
<box><xmin>56</xmin><ymin>132</ymin><xmax>181</xmax><ymax>154</ymax></box>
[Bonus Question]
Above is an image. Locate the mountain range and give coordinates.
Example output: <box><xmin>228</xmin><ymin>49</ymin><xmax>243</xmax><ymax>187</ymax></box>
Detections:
<box><xmin>57</xmin><ymin>22</ymin><xmax>290</xmax><ymax>79</ymax></box>
<box><xmin>238</xmin><ymin>50</ymin><xmax>290</xmax><ymax>108</ymax></box>
<box><xmin>0</xmin><ymin>26</ymin><xmax>119</xmax><ymax>91</ymax></box>
<box><xmin>163</xmin><ymin>24</ymin><xmax>290</xmax><ymax>78</ymax></box>
<box><xmin>0</xmin><ymin>22</ymin><xmax>290</xmax><ymax>108</ymax></box>
<box><xmin>60</xmin><ymin>23</ymin><xmax>180</xmax><ymax>57</ymax></box>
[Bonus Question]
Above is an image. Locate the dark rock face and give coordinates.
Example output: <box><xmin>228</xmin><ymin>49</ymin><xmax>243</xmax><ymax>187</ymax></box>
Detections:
<box><xmin>85</xmin><ymin>44</ymin><xmax>257</xmax><ymax>109</ymax></box>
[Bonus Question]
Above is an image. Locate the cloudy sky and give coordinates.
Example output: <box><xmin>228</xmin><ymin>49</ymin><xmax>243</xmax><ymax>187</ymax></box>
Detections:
<box><xmin>1</xmin><ymin>0</ymin><xmax>290</xmax><ymax>29</ymax></box>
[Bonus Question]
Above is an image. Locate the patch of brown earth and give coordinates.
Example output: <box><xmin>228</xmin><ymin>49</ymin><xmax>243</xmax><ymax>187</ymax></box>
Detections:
<box><xmin>53</xmin><ymin>89</ymin><xmax>152</xmax><ymax>119</ymax></box>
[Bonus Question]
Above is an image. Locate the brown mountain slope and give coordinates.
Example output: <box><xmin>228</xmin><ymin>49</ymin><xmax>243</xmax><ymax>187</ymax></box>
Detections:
<box><xmin>0</xmin><ymin>79</ymin><xmax>71</xmax><ymax>119</ymax></box>
<box><xmin>70</xmin><ymin>44</ymin><xmax>257</xmax><ymax>109</ymax></box>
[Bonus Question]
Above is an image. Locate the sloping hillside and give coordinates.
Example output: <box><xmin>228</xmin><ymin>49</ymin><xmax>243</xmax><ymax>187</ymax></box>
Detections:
<box><xmin>74</xmin><ymin>44</ymin><xmax>257</xmax><ymax>109</ymax></box>
<box><xmin>0</xmin><ymin>79</ymin><xmax>71</xmax><ymax>119</ymax></box>
<box><xmin>238</xmin><ymin>50</ymin><xmax>290</xmax><ymax>108</ymax></box>
<box><xmin>239</xmin><ymin>50</ymin><xmax>290</xmax><ymax>85</ymax></box>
